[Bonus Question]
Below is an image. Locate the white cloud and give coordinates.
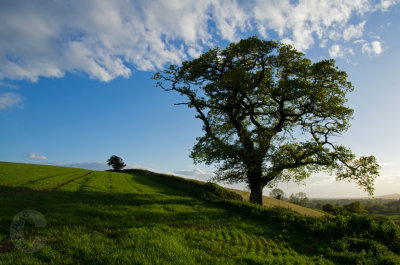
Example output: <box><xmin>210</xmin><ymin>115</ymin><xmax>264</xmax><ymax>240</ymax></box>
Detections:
<box><xmin>328</xmin><ymin>44</ymin><xmax>355</xmax><ymax>58</ymax></box>
<box><xmin>329</xmin><ymin>45</ymin><xmax>345</xmax><ymax>58</ymax></box>
<box><xmin>0</xmin><ymin>0</ymin><xmax>397</xmax><ymax>82</ymax></box>
<box><xmin>211</xmin><ymin>0</ymin><xmax>249</xmax><ymax>41</ymax></box>
<box><xmin>29</xmin><ymin>153</ymin><xmax>48</xmax><ymax>161</ymax></box>
<box><xmin>343</xmin><ymin>21</ymin><xmax>366</xmax><ymax>41</ymax></box>
<box><xmin>173</xmin><ymin>168</ymin><xmax>214</xmax><ymax>181</ymax></box>
<box><xmin>0</xmin><ymin>92</ymin><xmax>22</xmax><ymax>110</ymax></box>
<box><xmin>379</xmin><ymin>0</ymin><xmax>399</xmax><ymax>11</ymax></box>
<box><xmin>253</xmin><ymin>0</ymin><xmax>374</xmax><ymax>51</ymax></box>
<box><xmin>362</xmin><ymin>40</ymin><xmax>384</xmax><ymax>55</ymax></box>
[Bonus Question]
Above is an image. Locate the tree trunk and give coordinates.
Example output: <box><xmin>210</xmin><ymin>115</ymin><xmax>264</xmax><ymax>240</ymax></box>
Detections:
<box><xmin>248</xmin><ymin>168</ymin><xmax>263</xmax><ymax>205</ymax></box>
<box><xmin>249</xmin><ymin>184</ymin><xmax>263</xmax><ymax>205</ymax></box>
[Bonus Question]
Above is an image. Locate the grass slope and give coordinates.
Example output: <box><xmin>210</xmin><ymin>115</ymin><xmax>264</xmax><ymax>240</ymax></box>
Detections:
<box><xmin>0</xmin><ymin>162</ymin><xmax>91</xmax><ymax>188</ymax></box>
<box><xmin>227</xmin><ymin>188</ymin><xmax>324</xmax><ymax>218</ymax></box>
<box><xmin>0</xmin><ymin>162</ymin><xmax>399</xmax><ymax>264</ymax></box>
<box><xmin>125</xmin><ymin>169</ymin><xmax>323</xmax><ymax>218</ymax></box>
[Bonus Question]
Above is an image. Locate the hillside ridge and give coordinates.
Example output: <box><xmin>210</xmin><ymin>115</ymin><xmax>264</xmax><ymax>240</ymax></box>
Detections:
<box><xmin>124</xmin><ymin>168</ymin><xmax>324</xmax><ymax>218</ymax></box>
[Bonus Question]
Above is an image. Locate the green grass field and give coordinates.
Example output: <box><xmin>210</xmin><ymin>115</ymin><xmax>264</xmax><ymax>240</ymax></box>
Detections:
<box><xmin>1</xmin><ymin>162</ymin><xmax>399</xmax><ymax>264</ymax></box>
<box><xmin>0</xmin><ymin>162</ymin><xmax>91</xmax><ymax>189</ymax></box>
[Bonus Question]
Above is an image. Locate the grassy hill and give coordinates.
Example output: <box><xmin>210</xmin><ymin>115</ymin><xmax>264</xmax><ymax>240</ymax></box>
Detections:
<box><xmin>374</xmin><ymin>194</ymin><xmax>400</xmax><ymax>200</ymax></box>
<box><xmin>123</xmin><ymin>169</ymin><xmax>324</xmax><ymax>217</ymax></box>
<box><xmin>1</xmin><ymin>162</ymin><xmax>399</xmax><ymax>264</ymax></box>
<box><xmin>227</xmin><ymin>188</ymin><xmax>324</xmax><ymax>218</ymax></box>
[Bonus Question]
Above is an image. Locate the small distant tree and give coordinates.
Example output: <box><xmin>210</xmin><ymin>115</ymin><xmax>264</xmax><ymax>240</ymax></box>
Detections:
<box><xmin>289</xmin><ymin>192</ymin><xmax>308</xmax><ymax>206</ymax></box>
<box><xmin>343</xmin><ymin>201</ymin><xmax>367</xmax><ymax>215</ymax></box>
<box><xmin>322</xmin><ymin>201</ymin><xmax>367</xmax><ymax>215</ymax></box>
<box><xmin>269</xmin><ymin>188</ymin><xmax>285</xmax><ymax>200</ymax></box>
<box><xmin>107</xmin><ymin>155</ymin><xmax>126</xmax><ymax>171</ymax></box>
<box><xmin>322</xmin><ymin>203</ymin><xmax>342</xmax><ymax>215</ymax></box>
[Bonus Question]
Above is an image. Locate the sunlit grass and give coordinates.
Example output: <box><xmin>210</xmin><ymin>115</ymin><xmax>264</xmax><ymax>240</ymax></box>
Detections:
<box><xmin>228</xmin><ymin>188</ymin><xmax>325</xmax><ymax>218</ymax></box>
<box><xmin>0</xmin><ymin>162</ymin><xmax>90</xmax><ymax>188</ymax></box>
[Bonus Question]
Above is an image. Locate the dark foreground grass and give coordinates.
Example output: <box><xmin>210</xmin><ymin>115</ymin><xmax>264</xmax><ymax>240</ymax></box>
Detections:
<box><xmin>0</xmin><ymin>162</ymin><xmax>399</xmax><ymax>264</ymax></box>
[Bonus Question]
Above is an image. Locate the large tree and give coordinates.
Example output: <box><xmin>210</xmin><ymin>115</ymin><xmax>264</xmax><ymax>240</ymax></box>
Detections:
<box><xmin>154</xmin><ymin>37</ymin><xmax>380</xmax><ymax>205</ymax></box>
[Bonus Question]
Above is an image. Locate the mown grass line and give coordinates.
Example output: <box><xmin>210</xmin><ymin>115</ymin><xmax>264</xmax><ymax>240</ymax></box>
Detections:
<box><xmin>0</xmin><ymin>171</ymin><xmax>93</xmax><ymax>196</ymax></box>
<box><xmin>29</xmin><ymin>171</ymin><xmax>94</xmax><ymax>201</ymax></box>
<box><xmin>40</xmin><ymin>171</ymin><xmax>94</xmax><ymax>191</ymax></box>
<box><xmin>18</xmin><ymin>170</ymin><xmax>83</xmax><ymax>187</ymax></box>
<box><xmin>0</xmin><ymin>162</ymin><xmax>89</xmax><ymax>187</ymax></box>
<box><xmin>0</xmin><ymin>170</ymin><xmax>96</xmax><ymax>253</ymax></box>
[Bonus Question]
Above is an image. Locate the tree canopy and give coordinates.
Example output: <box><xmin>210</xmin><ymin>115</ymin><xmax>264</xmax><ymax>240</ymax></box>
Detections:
<box><xmin>269</xmin><ymin>188</ymin><xmax>285</xmax><ymax>200</ymax></box>
<box><xmin>289</xmin><ymin>192</ymin><xmax>309</xmax><ymax>206</ymax></box>
<box><xmin>107</xmin><ymin>155</ymin><xmax>126</xmax><ymax>171</ymax></box>
<box><xmin>154</xmin><ymin>36</ymin><xmax>380</xmax><ymax>205</ymax></box>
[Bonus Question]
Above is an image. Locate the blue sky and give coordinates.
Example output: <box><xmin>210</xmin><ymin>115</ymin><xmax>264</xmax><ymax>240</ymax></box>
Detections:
<box><xmin>1</xmin><ymin>0</ymin><xmax>399</xmax><ymax>198</ymax></box>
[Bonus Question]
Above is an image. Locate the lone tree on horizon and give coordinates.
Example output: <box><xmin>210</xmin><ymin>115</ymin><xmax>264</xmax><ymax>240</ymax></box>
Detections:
<box><xmin>269</xmin><ymin>188</ymin><xmax>285</xmax><ymax>200</ymax></box>
<box><xmin>154</xmin><ymin>36</ymin><xmax>380</xmax><ymax>205</ymax></box>
<box><xmin>107</xmin><ymin>155</ymin><xmax>126</xmax><ymax>171</ymax></box>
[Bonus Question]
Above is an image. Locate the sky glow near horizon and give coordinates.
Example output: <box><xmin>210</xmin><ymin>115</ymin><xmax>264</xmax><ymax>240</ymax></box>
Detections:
<box><xmin>1</xmin><ymin>0</ymin><xmax>400</xmax><ymax>198</ymax></box>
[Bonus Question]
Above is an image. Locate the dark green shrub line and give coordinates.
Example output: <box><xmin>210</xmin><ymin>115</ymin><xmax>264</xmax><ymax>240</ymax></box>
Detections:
<box><xmin>219</xmin><ymin>200</ymin><xmax>400</xmax><ymax>263</ymax></box>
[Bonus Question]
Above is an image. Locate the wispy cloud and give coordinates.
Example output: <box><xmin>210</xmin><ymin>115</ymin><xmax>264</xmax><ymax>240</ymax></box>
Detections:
<box><xmin>328</xmin><ymin>44</ymin><xmax>355</xmax><ymax>59</ymax></box>
<box><xmin>379</xmin><ymin>0</ymin><xmax>399</xmax><ymax>11</ymax></box>
<box><xmin>63</xmin><ymin>162</ymin><xmax>108</xmax><ymax>171</ymax></box>
<box><xmin>173</xmin><ymin>168</ymin><xmax>214</xmax><ymax>181</ymax></box>
<box><xmin>29</xmin><ymin>153</ymin><xmax>48</xmax><ymax>161</ymax></box>
<box><xmin>0</xmin><ymin>0</ymin><xmax>397</xmax><ymax>83</ymax></box>
<box><xmin>379</xmin><ymin>161</ymin><xmax>400</xmax><ymax>166</ymax></box>
<box><xmin>343</xmin><ymin>21</ymin><xmax>366</xmax><ymax>41</ymax></box>
<box><xmin>0</xmin><ymin>81</ymin><xmax>18</xmax><ymax>90</ymax></box>
<box><xmin>329</xmin><ymin>45</ymin><xmax>346</xmax><ymax>58</ymax></box>
<box><xmin>0</xmin><ymin>92</ymin><xmax>22</xmax><ymax>110</ymax></box>
<box><xmin>62</xmin><ymin>161</ymin><xmax>151</xmax><ymax>171</ymax></box>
